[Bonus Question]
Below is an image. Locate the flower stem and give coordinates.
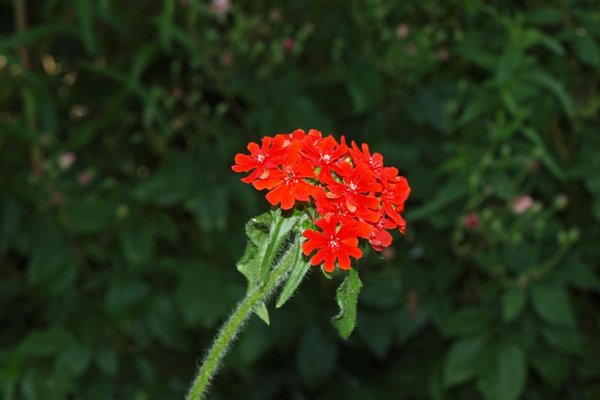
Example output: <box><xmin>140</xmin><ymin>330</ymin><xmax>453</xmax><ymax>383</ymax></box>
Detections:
<box><xmin>185</xmin><ymin>249</ymin><xmax>292</xmax><ymax>400</ymax></box>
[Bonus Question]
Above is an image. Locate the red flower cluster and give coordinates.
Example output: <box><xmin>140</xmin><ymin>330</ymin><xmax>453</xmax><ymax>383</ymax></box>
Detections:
<box><xmin>232</xmin><ymin>129</ymin><xmax>410</xmax><ymax>272</ymax></box>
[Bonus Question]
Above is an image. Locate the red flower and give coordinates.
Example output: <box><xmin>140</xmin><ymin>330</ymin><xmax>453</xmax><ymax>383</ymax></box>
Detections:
<box><xmin>232</xmin><ymin>135</ymin><xmax>288</xmax><ymax>183</ymax></box>
<box><xmin>253</xmin><ymin>150</ymin><xmax>318</xmax><ymax>210</ymax></box>
<box><xmin>302</xmin><ymin>134</ymin><xmax>348</xmax><ymax>175</ymax></box>
<box><xmin>320</xmin><ymin>162</ymin><xmax>381</xmax><ymax>212</ymax></box>
<box><xmin>349</xmin><ymin>142</ymin><xmax>384</xmax><ymax>171</ymax></box>
<box><xmin>232</xmin><ymin>129</ymin><xmax>411</xmax><ymax>272</ymax></box>
<box><xmin>380</xmin><ymin>176</ymin><xmax>410</xmax><ymax>232</ymax></box>
<box><xmin>302</xmin><ymin>216</ymin><xmax>371</xmax><ymax>272</ymax></box>
<box><xmin>314</xmin><ymin>188</ymin><xmax>380</xmax><ymax>224</ymax></box>
<box><xmin>368</xmin><ymin>215</ymin><xmax>396</xmax><ymax>252</ymax></box>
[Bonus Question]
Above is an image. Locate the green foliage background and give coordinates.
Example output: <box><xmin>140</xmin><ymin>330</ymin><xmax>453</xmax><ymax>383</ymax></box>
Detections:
<box><xmin>1</xmin><ymin>0</ymin><xmax>599</xmax><ymax>399</ymax></box>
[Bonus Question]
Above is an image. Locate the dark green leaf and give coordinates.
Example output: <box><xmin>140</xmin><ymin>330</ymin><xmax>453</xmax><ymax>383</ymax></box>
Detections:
<box><xmin>95</xmin><ymin>346</ymin><xmax>118</xmax><ymax>377</ymax></box>
<box><xmin>296</xmin><ymin>324</ymin><xmax>337</xmax><ymax>390</ymax></box>
<box><xmin>573</xmin><ymin>35</ymin><xmax>600</xmax><ymax>67</ymax></box>
<box><xmin>233</xmin><ymin>318</ymin><xmax>272</xmax><ymax>367</ymax></box>
<box><xmin>357</xmin><ymin>311</ymin><xmax>395</xmax><ymax>360</ymax></box>
<box><xmin>524</xmin><ymin>70</ymin><xmax>574</xmax><ymax>118</ymax></box>
<box><xmin>75</xmin><ymin>0</ymin><xmax>97</xmax><ymax>55</ymax></box>
<box><xmin>531</xmin><ymin>351</ymin><xmax>568</xmax><ymax>387</ymax></box>
<box><xmin>120</xmin><ymin>225</ymin><xmax>154</xmax><ymax>266</ymax></box>
<box><xmin>176</xmin><ymin>262</ymin><xmax>243</xmax><ymax>328</ymax></box>
<box><xmin>133</xmin><ymin>155</ymin><xmax>202</xmax><ymax>205</ymax></box>
<box><xmin>64</xmin><ymin>196</ymin><xmax>117</xmax><ymax>234</ymax></box>
<box><xmin>56</xmin><ymin>343</ymin><xmax>91</xmax><ymax>378</ymax></box>
<box><xmin>19</xmin><ymin>327</ymin><xmax>74</xmax><ymax>358</ymax></box>
<box><xmin>542</xmin><ymin>326</ymin><xmax>583</xmax><ymax>354</ymax></box>
<box><xmin>502</xmin><ymin>288</ymin><xmax>526</xmax><ymax>322</ymax></box>
<box><xmin>0</xmin><ymin>201</ymin><xmax>22</xmax><ymax>255</ymax></box>
<box><xmin>443</xmin><ymin>334</ymin><xmax>488</xmax><ymax>387</ymax></box>
<box><xmin>477</xmin><ymin>342</ymin><xmax>526</xmax><ymax>400</ymax></box>
<box><xmin>105</xmin><ymin>280</ymin><xmax>150</xmax><ymax>316</ymax></box>
<box><xmin>530</xmin><ymin>283</ymin><xmax>576</xmax><ymax>327</ymax></box>
<box><xmin>442</xmin><ymin>307</ymin><xmax>491</xmax><ymax>337</ymax></box>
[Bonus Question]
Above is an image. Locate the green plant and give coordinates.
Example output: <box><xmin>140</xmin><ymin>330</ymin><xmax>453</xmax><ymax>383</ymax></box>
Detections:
<box><xmin>1</xmin><ymin>1</ymin><xmax>598</xmax><ymax>399</ymax></box>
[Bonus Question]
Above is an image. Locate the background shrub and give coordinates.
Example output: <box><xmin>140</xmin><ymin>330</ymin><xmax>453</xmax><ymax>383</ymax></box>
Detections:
<box><xmin>1</xmin><ymin>1</ymin><xmax>599</xmax><ymax>399</ymax></box>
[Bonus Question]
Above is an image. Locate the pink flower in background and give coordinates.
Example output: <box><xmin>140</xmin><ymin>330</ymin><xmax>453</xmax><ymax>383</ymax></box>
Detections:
<box><xmin>396</xmin><ymin>23</ymin><xmax>410</xmax><ymax>39</ymax></box>
<box><xmin>79</xmin><ymin>170</ymin><xmax>93</xmax><ymax>185</ymax></box>
<box><xmin>58</xmin><ymin>152</ymin><xmax>76</xmax><ymax>170</ymax></box>
<box><xmin>283</xmin><ymin>37</ymin><xmax>294</xmax><ymax>53</ymax></box>
<box><xmin>512</xmin><ymin>196</ymin><xmax>534</xmax><ymax>214</ymax></box>
<box><xmin>527</xmin><ymin>159</ymin><xmax>541</xmax><ymax>171</ymax></box>
<box><xmin>464</xmin><ymin>213</ymin><xmax>479</xmax><ymax>230</ymax></box>
<box><xmin>437</xmin><ymin>49</ymin><xmax>449</xmax><ymax>61</ymax></box>
<box><xmin>405</xmin><ymin>45</ymin><xmax>417</xmax><ymax>55</ymax></box>
<box><xmin>269</xmin><ymin>8</ymin><xmax>282</xmax><ymax>22</ymax></box>
<box><xmin>52</xmin><ymin>191</ymin><xmax>64</xmax><ymax>206</ymax></box>
<box><xmin>39</xmin><ymin>133</ymin><xmax>52</xmax><ymax>146</ymax></box>
<box><xmin>210</xmin><ymin>0</ymin><xmax>231</xmax><ymax>16</ymax></box>
<box><xmin>221</xmin><ymin>52</ymin><xmax>234</xmax><ymax>67</ymax></box>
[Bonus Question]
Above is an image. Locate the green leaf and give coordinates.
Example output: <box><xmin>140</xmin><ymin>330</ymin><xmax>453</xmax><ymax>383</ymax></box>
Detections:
<box><xmin>133</xmin><ymin>155</ymin><xmax>202</xmax><ymax>205</ymax></box>
<box><xmin>524</xmin><ymin>70</ymin><xmax>574</xmax><ymax>118</ymax></box>
<box><xmin>55</xmin><ymin>343</ymin><xmax>91</xmax><ymax>378</ymax></box>
<box><xmin>276</xmin><ymin>239</ymin><xmax>311</xmax><ymax>308</ymax></box>
<box><xmin>233</xmin><ymin>318</ymin><xmax>272</xmax><ymax>367</ymax></box>
<box><xmin>95</xmin><ymin>346</ymin><xmax>118</xmax><ymax>377</ymax></box>
<box><xmin>530</xmin><ymin>283</ymin><xmax>576</xmax><ymax>327</ymax></box>
<box><xmin>477</xmin><ymin>342</ymin><xmax>526</xmax><ymax>400</ymax></box>
<box><xmin>346</xmin><ymin>59</ymin><xmax>383</xmax><ymax>114</ymax></box>
<box><xmin>542</xmin><ymin>326</ymin><xmax>583</xmax><ymax>354</ymax></box>
<box><xmin>522</xmin><ymin>127</ymin><xmax>566</xmax><ymax>181</ymax></box>
<box><xmin>0</xmin><ymin>23</ymin><xmax>76</xmax><ymax>51</ymax></box>
<box><xmin>567</xmin><ymin>260</ymin><xmax>600</xmax><ymax>291</ymax></box>
<box><xmin>443</xmin><ymin>334</ymin><xmax>488</xmax><ymax>387</ymax></box>
<box><xmin>27</xmin><ymin>235</ymin><xmax>78</xmax><ymax>295</ymax></box>
<box><xmin>120</xmin><ymin>224</ymin><xmax>154</xmax><ymax>266</ymax></box>
<box><xmin>237</xmin><ymin>210</ymin><xmax>306</xmax><ymax>323</ymax></box>
<box><xmin>195</xmin><ymin>186</ymin><xmax>228</xmax><ymax>231</ymax></box>
<box><xmin>254</xmin><ymin>302</ymin><xmax>270</xmax><ymax>325</ymax></box>
<box><xmin>105</xmin><ymin>280</ymin><xmax>150</xmax><ymax>316</ymax></box>
<box><xmin>19</xmin><ymin>327</ymin><xmax>74</xmax><ymax>357</ymax></box>
<box><xmin>502</xmin><ymin>288</ymin><xmax>526</xmax><ymax>322</ymax></box>
<box><xmin>407</xmin><ymin>179</ymin><xmax>466</xmax><ymax>221</ymax></box>
<box><xmin>0</xmin><ymin>200</ymin><xmax>22</xmax><ymax>255</ymax></box>
<box><xmin>296</xmin><ymin>324</ymin><xmax>338</xmax><ymax>390</ymax></box>
<box><xmin>529</xmin><ymin>7</ymin><xmax>562</xmax><ymax>26</ymax></box>
<box><xmin>359</xmin><ymin>271</ymin><xmax>401</xmax><ymax>308</ymax></box>
<box><xmin>257</xmin><ymin>209</ymin><xmax>300</xmax><ymax>283</ymax></box>
<box><xmin>64</xmin><ymin>196</ymin><xmax>118</xmax><ymax>234</ymax></box>
<box><xmin>331</xmin><ymin>268</ymin><xmax>363</xmax><ymax>339</ymax></box>
<box><xmin>396</xmin><ymin>309</ymin><xmax>428</xmax><ymax>345</ymax></box>
<box><xmin>531</xmin><ymin>351</ymin><xmax>568</xmax><ymax>388</ymax></box>
<box><xmin>236</xmin><ymin>212</ymin><xmax>271</xmax><ymax>313</ymax></box>
<box><xmin>75</xmin><ymin>0</ymin><xmax>97</xmax><ymax>55</ymax></box>
<box><xmin>442</xmin><ymin>307</ymin><xmax>491</xmax><ymax>337</ymax></box>
<box><xmin>356</xmin><ymin>311</ymin><xmax>395</xmax><ymax>360</ymax></box>
<box><xmin>573</xmin><ymin>35</ymin><xmax>600</xmax><ymax>67</ymax></box>
<box><xmin>176</xmin><ymin>262</ymin><xmax>243</xmax><ymax>328</ymax></box>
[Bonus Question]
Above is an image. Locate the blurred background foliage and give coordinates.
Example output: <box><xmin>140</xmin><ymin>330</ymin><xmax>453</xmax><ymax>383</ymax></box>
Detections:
<box><xmin>1</xmin><ymin>0</ymin><xmax>599</xmax><ymax>399</ymax></box>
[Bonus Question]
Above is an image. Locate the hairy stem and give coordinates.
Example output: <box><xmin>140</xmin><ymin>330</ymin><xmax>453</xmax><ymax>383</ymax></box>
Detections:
<box><xmin>185</xmin><ymin>245</ymin><xmax>292</xmax><ymax>400</ymax></box>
